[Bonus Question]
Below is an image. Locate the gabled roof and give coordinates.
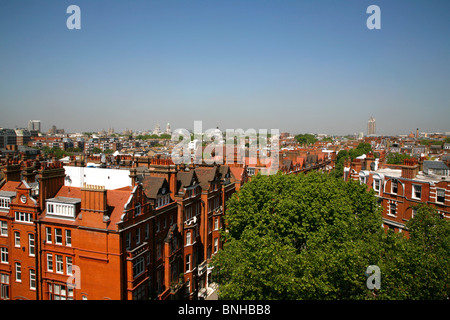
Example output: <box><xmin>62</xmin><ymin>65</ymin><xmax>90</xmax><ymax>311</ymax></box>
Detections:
<box><xmin>141</xmin><ymin>176</ymin><xmax>170</xmax><ymax>199</ymax></box>
<box><xmin>194</xmin><ymin>166</ymin><xmax>219</xmax><ymax>190</ymax></box>
<box><xmin>177</xmin><ymin>170</ymin><xmax>197</xmax><ymax>188</ymax></box>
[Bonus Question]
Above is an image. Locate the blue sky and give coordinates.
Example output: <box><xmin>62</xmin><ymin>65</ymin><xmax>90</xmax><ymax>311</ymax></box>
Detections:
<box><xmin>0</xmin><ymin>0</ymin><xmax>449</xmax><ymax>135</ymax></box>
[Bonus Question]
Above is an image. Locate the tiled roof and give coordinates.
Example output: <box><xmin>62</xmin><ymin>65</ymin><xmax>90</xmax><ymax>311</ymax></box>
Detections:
<box><xmin>141</xmin><ymin>176</ymin><xmax>168</xmax><ymax>199</ymax></box>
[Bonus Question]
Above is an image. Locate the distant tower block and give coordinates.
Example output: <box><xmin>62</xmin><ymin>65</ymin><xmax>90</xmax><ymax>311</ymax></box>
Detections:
<box><xmin>367</xmin><ymin>116</ymin><xmax>376</xmax><ymax>136</ymax></box>
<box><xmin>165</xmin><ymin>123</ymin><xmax>171</xmax><ymax>135</ymax></box>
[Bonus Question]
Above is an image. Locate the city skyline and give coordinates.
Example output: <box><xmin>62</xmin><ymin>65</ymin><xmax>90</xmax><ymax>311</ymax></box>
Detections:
<box><xmin>1</xmin><ymin>0</ymin><xmax>449</xmax><ymax>135</ymax></box>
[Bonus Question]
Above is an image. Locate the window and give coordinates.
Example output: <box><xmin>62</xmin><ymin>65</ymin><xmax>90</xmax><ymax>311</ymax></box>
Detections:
<box><xmin>47</xmin><ymin>202</ymin><xmax>76</xmax><ymax>219</ymax></box>
<box><xmin>0</xmin><ymin>198</ymin><xmax>10</xmax><ymax>209</ymax></box>
<box><xmin>185</xmin><ymin>254</ymin><xmax>191</xmax><ymax>272</ymax></box>
<box><xmin>56</xmin><ymin>255</ymin><xmax>63</xmax><ymax>274</ymax></box>
<box><xmin>49</xmin><ymin>283</ymin><xmax>73</xmax><ymax>300</ymax></box>
<box><xmin>47</xmin><ymin>254</ymin><xmax>53</xmax><ymax>272</ymax></box>
<box><xmin>392</xmin><ymin>181</ymin><xmax>398</xmax><ymax>194</ymax></box>
<box><xmin>185</xmin><ymin>279</ymin><xmax>190</xmax><ymax>295</ymax></box>
<box><xmin>133</xmin><ymin>256</ymin><xmax>145</xmax><ymax>278</ymax></box>
<box><xmin>389</xmin><ymin>203</ymin><xmax>397</xmax><ymax>216</ymax></box>
<box><xmin>46</xmin><ymin>227</ymin><xmax>52</xmax><ymax>243</ymax></box>
<box><xmin>412</xmin><ymin>207</ymin><xmax>417</xmax><ymax>218</ymax></box>
<box><xmin>373</xmin><ymin>179</ymin><xmax>380</xmax><ymax>192</ymax></box>
<box><xmin>214</xmin><ymin>217</ymin><xmax>219</xmax><ymax>230</ymax></box>
<box><xmin>437</xmin><ymin>189</ymin><xmax>445</xmax><ymax>203</ymax></box>
<box><xmin>55</xmin><ymin>228</ymin><xmax>63</xmax><ymax>245</ymax></box>
<box><xmin>135</xmin><ymin>203</ymin><xmax>141</xmax><ymax>216</ymax></box>
<box><xmin>126</xmin><ymin>232</ymin><xmax>131</xmax><ymax>249</ymax></box>
<box><xmin>15</xmin><ymin>263</ymin><xmax>21</xmax><ymax>282</ymax></box>
<box><xmin>29</xmin><ymin>234</ymin><xmax>35</xmax><ymax>257</ymax></box>
<box><xmin>136</xmin><ymin>228</ymin><xmax>141</xmax><ymax>245</ymax></box>
<box><xmin>14</xmin><ymin>232</ymin><xmax>20</xmax><ymax>247</ymax></box>
<box><xmin>412</xmin><ymin>184</ymin><xmax>422</xmax><ymax>200</ymax></box>
<box><xmin>15</xmin><ymin>212</ymin><xmax>32</xmax><ymax>223</ymax></box>
<box><xmin>0</xmin><ymin>248</ymin><xmax>8</xmax><ymax>264</ymax></box>
<box><xmin>66</xmin><ymin>257</ymin><xmax>73</xmax><ymax>275</ymax></box>
<box><xmin>0</xmin><ymin>273</ymin><xmax>9</xmax><ymax>300</ymax></box>
<box><xmin>156</xmin><ymin>220</ymin><xmax>160</xmax><ymax>233</ymax></box>
<box><xmin>29</xmin><ymin>269</ymin><xmax>36</xmax><ymax>290</ymax></box>
<box><xmin>145</xmin><ymin>223</ymin><xmax>149</xmax><ymax>240</ymax></box>
<box><xmin>360</xmin><ymin>176</ymin><xmax>366</xmax><ymax>184</ymax></box>
<box><xmin>214</xmin><ymin>238</ymin><xmax>219</xmax><ymax>253</ymax></box>
<box><xmin>186</xmin><ymin>231</ymin><xmax>191</xmax><ymax>245</ymax></box>
<box><xmin>65</xmin><ymin>230</ymin><xmax>72</xmax><ymax>247</ymax></box>
<box><xmin>0</xmin><ymin>221</ymin><xmax>7</xmax><ymax>237</ymax></box>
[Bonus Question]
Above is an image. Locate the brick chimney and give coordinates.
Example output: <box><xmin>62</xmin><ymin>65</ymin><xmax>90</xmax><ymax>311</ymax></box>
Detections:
<box><xmin>81</xmin><ymin>183</ymin><xmax>107</xmax><ymax>213</ymax></box>
<box><xmin>80</xmin><ymin>183</ymin><xmax>108</xmax><ymax>228</ymax></box>
<box><xmin>401</xmin><ymin>158</ymin><xmax>419</xmax><ymax>179</ymax></box>
<box><xmin>129</xmin><ymin>168</ymin><xmax>138</xmax><ymax>186</ymax></box>
<box><xmin>37</xmin><ymin>161</ymin><xmax>66</xmax><ymax>211</ymax></box>
<box><xmin>0</xmin><ymin>159</ymin><xmax>22</xmax><ymax>182</ymax></box>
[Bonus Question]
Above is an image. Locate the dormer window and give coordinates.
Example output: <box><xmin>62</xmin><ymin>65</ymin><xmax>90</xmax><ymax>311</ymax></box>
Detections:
<box><xmin>156</xmin><ymin>194</ymin><xmax>170</xmax><ymax>208</ymax></box>
<box><xmin>46</xmin><ymin>197</ymin><xmax>80</xmax><ymax>220</ymax></box>
<box><xmin>0</xmin><ymin>192</ymin><xmax>15</xmax><ymax>210</ymax></box>
<box><xmin>0</xmin><ymin>198</ymin><xmax>11</xmax><ymax>210</ymax></box>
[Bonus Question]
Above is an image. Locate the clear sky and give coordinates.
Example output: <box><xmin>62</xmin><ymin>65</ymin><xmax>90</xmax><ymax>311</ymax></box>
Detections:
<box><xmin>0</xmin><ymin>0</ymin><xmax>449</xmax><ymax>135</ymax></box>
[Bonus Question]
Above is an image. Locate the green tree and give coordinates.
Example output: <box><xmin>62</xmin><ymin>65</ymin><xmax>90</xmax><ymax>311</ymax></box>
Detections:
<box><xmin>212</xmin><ymin>174</ymin><xmax>450</xmax><ymax>300</ymax></box>
<box><xmin>386</xmin><ymin>152</ymin><xmax>411</xmax><ymax>165</ymax></box>
<box><xmin>294</xmin><ymin>134</ymin><xmax>317</xmax><ymax>145</ymax></box>
<box><xmin>212</xmin><ymin>172</ymin><xmax>385</xmax><ymax>299</ymax></box>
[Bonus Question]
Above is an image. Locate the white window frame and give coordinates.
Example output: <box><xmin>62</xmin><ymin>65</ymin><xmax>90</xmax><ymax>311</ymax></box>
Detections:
<box><xmin>436</xmin><ymin>188</ymin><xmax>445</xmax><ymax>204</ymax></box>
<box><xmin>133</xmin><ymin>256</ymin><xmax>145</xmax><ymax>278</ymax></box>
<box><xmin>373</xmin><ymin>178</ymin><xmax>381</xmax><ymax>192</ymax></box>
<box><xmin>29</xmin><ymin>269</ymin><xmax>36</xmax><ymax>290</ymax></box>
<box><xmin>55</xmin><ymin>228</ymin><xmax>63</xmax><ymax>245</ymax></box>
<box><xmin>391</xmin><ymin>181</ymin><xmax>398</xmax><ymax>194</ymax></box>
<box><xmin>214</xmin><ymin>237</ymin><xmax>219</xmax><ymax>253</ymax></box>
<box><xmin>0</xmin><ymin>221</ymin><xmax>7</xmax><ymax>237</ymax></box>
<box><xmin>15</xmin><ymin>212</ymin><xmax>32</xmax><ymax>223</ymax></box>
<box><xmin>65</xmin><ymin>230</ymin><xmax>72</xmax><ymax>247</ymax></box>
<box><xmin>47</xmin><ymin>254</ymin><xmax>53</xmax><ymax>272</ymax></box>
<box><xmin>66</xmin><ymin>257</ymin><xmax>73</xmax><ymax>275</ymax></box>
<box><xmin>15</xmin><ymin>263</ymin><xmax>21</xmax><ymax>283</ymax></box>
<box><xmin>46</xmin><ymin>227</ymin><xmax>52</xmax><ymax>243</ymax></box>
<box><xmin>56</xmin><ymin>255</ymin><xmax>64</xmax><ymax>274</ymax></box>
<box><xmin>0</xmin><ymin>197</ymin><xmax>11</xmax><ymax>209</ymax></box>
<box><xmin>14</xmin><ymin>232</ymin><xmax>20</xmax><ymax>248</ymax></box>
<box><xmin>185</xmin><ymin>254</ymin><xmax>191</xmax><ymax>272</ymax></box>
<box><xmin>28</xmin><ymin>234</ymin><xmax>35</xmax><ymax>257</ymax></box>
<box><xmin>0</xmin><ymin>247</ymin><xmax>8</xmax><ymax>264</ymax></box>
<box><xmin>412</xmin><ymin>184</ymin><xmax>422</xmax><ymax>200</ymax></box>
<box><xmin>388</xmin><ymin>202</ymin><xmax>397</xmax><ymax>217</ymax></box>
<box><xmin>214</xmin><ymin>217</ymin><xmax>219</xmax><ymax>230</ymax></box>
<box><xmin>186</xmin><ymin>231</ymin><xmax>191</xmax><ymax>246</ymax></box>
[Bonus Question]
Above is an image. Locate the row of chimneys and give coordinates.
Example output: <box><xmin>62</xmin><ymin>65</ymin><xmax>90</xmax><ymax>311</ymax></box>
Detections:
<box><xmin>0</xmin><ymin>160</ymin><xmax>109</xmax><ymax>225</ymax></box>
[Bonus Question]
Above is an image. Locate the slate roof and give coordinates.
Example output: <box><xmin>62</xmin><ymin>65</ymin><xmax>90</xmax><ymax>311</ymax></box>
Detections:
<box><xmin>141</xmin><ymin>176</ymin><xmax>169</xmax><ymax>199</ymax></box>
<box><xmin>423</xmin><ymin>160</ymin><xmax>449</xmax><ymax>171</ymax></box>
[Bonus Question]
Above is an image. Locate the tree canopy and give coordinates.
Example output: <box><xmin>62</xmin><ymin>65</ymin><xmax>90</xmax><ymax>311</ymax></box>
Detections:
<box><xmin>211</xmin><ymin>172</ymin><xmax>450</xmax><ymax>300</ymax></box>
<box><xmin>294</xmin><ymin>133</ymin><xmax>317</xmax><ymax>145</ymax></box>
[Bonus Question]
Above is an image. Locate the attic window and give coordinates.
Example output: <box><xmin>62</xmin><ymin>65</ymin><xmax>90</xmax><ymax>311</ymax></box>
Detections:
<box><xmin>46</xmin><ymin>197</ymin><xmax>80</xmax><ymax>220</ymax></box>
<box><xmin>0</xmin><ymin>198</ymin><xmax>11</xmax><ymax>210</ymax></box>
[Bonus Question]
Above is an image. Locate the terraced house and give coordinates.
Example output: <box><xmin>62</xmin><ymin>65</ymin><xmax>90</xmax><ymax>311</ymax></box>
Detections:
<box><xmin>0</xmin><ymin>156</ymin><xmax>238</xmax><ymax>300</ymax></box>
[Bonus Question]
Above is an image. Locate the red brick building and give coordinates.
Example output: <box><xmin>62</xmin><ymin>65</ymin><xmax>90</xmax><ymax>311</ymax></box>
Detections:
<box><xmin>344</xmin><ymin>155</ymin><xmax>450</xmax><ymax>234</ymax></box>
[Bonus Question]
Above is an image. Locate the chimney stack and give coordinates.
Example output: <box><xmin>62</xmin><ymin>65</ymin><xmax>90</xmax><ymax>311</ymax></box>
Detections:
<box><xmin>401</xmin><ymin>158</ymin><xmax>419</xmax><ymax>179</ymax></box>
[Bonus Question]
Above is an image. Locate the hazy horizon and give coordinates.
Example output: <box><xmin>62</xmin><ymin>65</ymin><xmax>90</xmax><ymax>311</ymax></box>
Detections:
<box><xmin>1</xmin><ymin>0</ymin><xmax>449</xmax><ymax>136</ymax></box>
